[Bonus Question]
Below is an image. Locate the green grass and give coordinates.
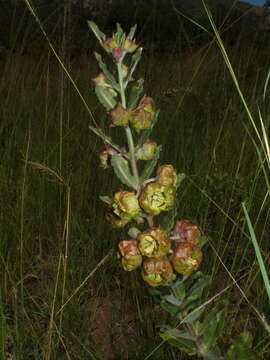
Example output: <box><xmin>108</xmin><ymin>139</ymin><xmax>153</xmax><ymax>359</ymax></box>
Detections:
<box><xmin>1</xmin><ymin>4</ymin><xmax>270</xmax><ymax>359</ymax></box>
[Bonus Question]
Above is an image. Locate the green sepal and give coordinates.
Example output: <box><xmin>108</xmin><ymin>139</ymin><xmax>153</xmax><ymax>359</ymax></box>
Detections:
<box><xmin>111</xmin><ymin>155</ymin><xmax>138</xmax><ymax>189</ymax></box>
<box><xmin>224</xmin><ymin>332</ymin><xmax>257</xmax><ymax>360</ymax></box>
<box><xmin>160</xmin><ymin>332</ymin><xmax>198</xmax><ymax>356</ymax></box>
<box><xmin>94</xmin><ymin>52</ymin><xmax>119</xmax><ymax>90</ymax></box>
<box><xmin>128</xmin><ymin>78</ymin><xmax>144</xmax><ymax>110</ymax></box>
<box><xmin>200</xmin><ymin>300</ymin><xmax>227</xmax><ymax>351</ymax></box>
<box><xmin>95</xmin><ymin>86</ymin><xmax>117</xmax><ymax>111</ymax></box>
<box><xmin>138</xmin><ymin>109</ymin><xmax>160</xmax><ymax>147</ymax></box>
<box><xmin>88</xmin><ymin>21</ymin><xmax>106</xmax><ymax>43</ymax></box>
<box><xmin>160</xmin><ymin>199</ymin><xmax>178</xmax><ymax>232</ymax></box>
<box><xmin>99</xmin><ymin>196</ymin><xmax>113</xmax><ymax>205</ymax></box>
<box><xmin>140</xmin><ymin>145</ymin><xmax>162</xmax><ymax>182</ymax></box>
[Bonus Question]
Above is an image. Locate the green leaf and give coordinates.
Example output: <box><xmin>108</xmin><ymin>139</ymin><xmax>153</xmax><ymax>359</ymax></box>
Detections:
<box><xmin>127</xmin><ymin>24</ymin><xmax>137</xmax><ymax>40</ymax></box>
<box><xmin>160</xmin><ymin>300</ymin><xmax>179</xmax><ymax>316</ymax></box>
<box><xmin>163</xmin><ymin>328</ymin><xmax>194</xmax><ymax>341</ymax></box>
<box><xmin>94</xmin><ymin>52</ymin><xmax>119</xmax><ymax>90</ymax></box>
<box><xmin>163</xmin><ymin>295</ymin><xmax>182</xmax><ymax>306</ymax></box>
<box><xmin>111</xmin><ymin>155</ymin><xmax>138</xmax><ymax>189</ymax></box>
<box><xmin>160</xmin><ymin>333</ymin><xmax>198</xmax><ymax>356</ymax></box>
<box><xmin>201</xmin><ymin>301</ymin><xmax>227</xmax><ymax>350</ymax></box>
<box><xmin>116</xmin><ymin>23</ymin><xmax>125</xmax><ymax>45</ymax></box>
<box><xmin>187</xmin><ymin>273</ymin><xmax>209</xmax><ymax>301</ymax></box>
<box><xmin>99</xmin><ymin>196</ymin><xmax>113</xmax><ymax>205</ymax></box>
<box><xmin>88</xmin><ymin>21</ymin><xmax>106</xmax><ymax>43</ymax></box>
<box><xmin>128</xmin><ymin>78</ymin><xmax>144</xmax><ymax>110</ymax></box>
<box><xmin>198</xmin><ymin>235</ymin><xmax>209</xmax><ymax>248</ymax></box>
<box><xmin>89</xmin><ymin>126</ymin><xmax>122</xmax><ymax>152</ymax></box>
<box><xmin>95</xmin><ymin>86</ymin><xmax>117</xmax><ymax>111</ymax></box>
<box><xmin>225</xmin><ymin>332</ymin><xmax>257</xmax><ymax>360</ymax></box>
<box><xmin>124</xmin><ymin>48</ymin><xmax>143</xmax><ymax>87</ymax></box>
<box><xmin>140</xmin><ymin>145</ymin><xmax>162</xmax><ymax>182</ymax></box>
<box><xmin>160</xmin><ymin>199</ymin><xmax>178</xmax><ymax>232</ymax></box>
<box><xmin>182</xmin><ymin>307</ymin><xmax>205</xmax><ymax>324</ymax></box>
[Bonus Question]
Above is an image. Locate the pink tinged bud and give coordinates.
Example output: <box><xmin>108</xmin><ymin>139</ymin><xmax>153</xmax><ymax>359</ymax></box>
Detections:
<box><xmin>98</xmin><ymin>146</ymin><xmax>117</xmax><ymax>169</ymax></box>
<box><xmin>172</xmin><ymin>242</ymin><xmax>203</xmax><ymax>276</ymax></box>
<box><xmin>123</xmin><ymin>38</ymin><xmax>138</xmax><ymax>52</ymax></box>
<box><xmin>172</xmin><ymin>220</ymin><xmax>201</xmax><ymax>245</ymax></box>
<box><xmin>112</xmin><ymin>46</ymin><xmax>124</xmax><ymax>62</ymax></box>
<box><xmin>131</xmin><ymin>96</ymin><xmax>155</xmax><ymax>133</ymax></box>
<box><xmin>136</xmin><ymin>141</ymin><xmax>157</xmax><ymax>161</ymax></box>
<box><xmin>108</xmin><ymin>103</ymin><xmax>131</xmax><ymax>127</ymax></box>
<box><xmin>156</xmin><ymin>165</ymin><xmax>177</xmax><ymax>187</ymax></box>
<box><xmin>142</xmin><ymin>258</ymin><xmax>175</xmax><ymax>287</ymax></box>
<box><xmin>139</xmin><ymin>183</ymin><xmax>176</xmax><ymax>216</ymax></box>
<box><xmin>92</xmin><ymin>73</ymin><xmax>106</xmax><ymax>86</ymax></box>
<box><xmin>113</xmin><ymin>191</ymin><xmax>140</xmax><ymax>220</ymax></box>
<box><xmin>138</xmin><ymin>227</ymin><xmax>171</xmax><ymax>259</ymax></box>
<box><xmin>118</xmin><ymin>239</ymin><xmax>142</xmax><ymax>271</ymax></box>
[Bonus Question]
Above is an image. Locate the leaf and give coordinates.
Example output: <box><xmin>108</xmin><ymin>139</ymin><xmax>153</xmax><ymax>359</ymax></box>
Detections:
<box><xmin>225</xmin><ymin>332</ymin><xmax>257</xmax><ymax>360</ymax></box>
<box><xmin>163</xmin><ymin>328</ymin><xmax>194</xmax><ymax>341</ymax></box>
<box><xmin>160</xmin><ymin>300</ymin><xmax>179</xmax><ymax>316</ymax></box>
<box><xmin>163</xmin><ymin>295</ymin><xmax>182</xmax><ymax>306</ymax></box>
<box><xmin>95</xmin><ymin>86</ymin><xmax>117</xmax><ymax>111</ymax></box>
<box><xmin>99</xmin><ymin>196</ymin><xmax>113</xmax><ymax>205</ymax></box>
<box><xmin>201</xmin><ymin>301</ymin><xmax>227</xmax><ymax>350</ymax></box>
<box><xmin>94</xmin><ymin>52</ymin><xmax>119</xmax><ymax>90</ymax></box>
<box><xmin>127</xmin><ymin>24</ymin><xmax>137</xmax><ymax>40</ymax></box>
<box><xmin>140</xmin><ymin>145</ymin><xmax>162</xmax><ymax>182</ymax></box>
<box><xmin>88</xmin><ymin>21</ymin><xmax>106</xmax><ymax>43</ymax></box>
<box><xmin>111</xmin><ymin>155</ymin><xmax>138</xmax><ymax>189</ymax></box>
<box><xmin>160</xmin><ymin>199</ymin><xmax>178</xmax><ymax>232</ymax></box>
<box><xmin>128</xmin><ymin>78</ymin><xmax>144</xmax><ymax>110</ymax></box>
<box><xmin>182</xmin><ymin>307</ymin><xmax>205</xmax><ymax>324</ymax></box>
<box><xmin>160</xmin><ymin>333</ymin><xmax>198</xmax><ymax>356</ymax></box>
<box><xmin>124</xmin><ymin>47</ymin><xmax>143</xmax><ymax>87</ymax></box>
<box><xmin>116</xmin><ymin>23</ymin><xmax>125</xmax><ymax>45</ymax></box>
<box><xmin>187</xmin><ymin>273</ymin><xmax>209</xmax><ymax>301</ymax></box>
<box><xmin>89</xmin><ymin>126</ymin><xmax>122</xmax><ymax>152</ymax></box>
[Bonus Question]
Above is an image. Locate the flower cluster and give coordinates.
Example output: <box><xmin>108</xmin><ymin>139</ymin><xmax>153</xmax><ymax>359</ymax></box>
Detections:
<box><xmin>89</xmin><ymin>22</ymin><xmax>204</xmax><ymax>288</ymax></box>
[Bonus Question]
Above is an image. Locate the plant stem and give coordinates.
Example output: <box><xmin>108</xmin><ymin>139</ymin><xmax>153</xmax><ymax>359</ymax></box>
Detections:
<box><xmin>117</xmin><ymin>59</ymin><xmax>140</xmax><ymax>191</ymax></box>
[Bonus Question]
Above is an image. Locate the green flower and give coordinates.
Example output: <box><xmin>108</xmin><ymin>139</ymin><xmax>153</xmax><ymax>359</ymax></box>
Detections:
<box><xmin>108</xmin><ymin>103</ymin><xmax>131</xmax><ymax>127</ymax></box>
<box><xmin>156</xmin><ymin>164</ymin><xmax>177</xmax><ymax>187</ymax></box>
<box><xmin>172</xmin><ymin>220</ymin><xmax>201</xmax><ymax>245</ymax></box>
<box><xmin>130</xmin><ymin>96</ymin><xmax>155</xmax><ymax>133</ymax></box>
<box><xmin>142</xmin><ymin>258</ymin><xmax>175</xmax><ymax>287</ymax></box>
<box><xmin>172</xmin><ymin>242</ymin><xmax>202</xmax><ymax>276</ymax></box>
<box><xmin>136</xmin><ymin>141</ymin><xmax>157</xmax><ymax>161</ymax></box>
<box><xmin>139</xmin><ymin>183</ymin><xmax>175</xmax><ymax>216</ymax></box>
<box><xmin>138</xmin><ymin>227</ymin><xmax>171</xmax><ymax>259</ymax></box>
<box><xmin>113</xmin><ymin>191</ymin><xmax>140</xmax><ymax>220</ymax></box>
<box><xmin>118</xmin><ymin>240</ymin><xmax>142</xmax><ymax>271</ymax></box>
<box><xmin>106</xmin><ymin>213</ymin><xmax>129</xmax><ymax>228</ymax></box>
<box><xmin>123</xmin><ymin>38</ymin><xmax>138</xmax><ymax>53</ymax></box>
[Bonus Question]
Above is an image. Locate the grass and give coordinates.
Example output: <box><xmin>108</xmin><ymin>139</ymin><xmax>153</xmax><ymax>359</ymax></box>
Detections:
<box><xmin>1</xmin><ymin>2</ymin><xmax>270</xmax><ymax>359</ymax></box>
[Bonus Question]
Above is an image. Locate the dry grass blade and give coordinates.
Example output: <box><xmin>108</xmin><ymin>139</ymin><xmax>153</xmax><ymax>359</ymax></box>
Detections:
<box><xmin>25</xmin><ymin>160</ymin><xmax>67</xmax><ymax>187</ymax></box>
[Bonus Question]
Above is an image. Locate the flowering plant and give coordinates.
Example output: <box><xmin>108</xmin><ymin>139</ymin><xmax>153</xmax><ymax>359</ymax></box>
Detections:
<box><xmin>89</xmin><ymin>21</ymin><xmax>257</xmax><ymax>359</ymax></box>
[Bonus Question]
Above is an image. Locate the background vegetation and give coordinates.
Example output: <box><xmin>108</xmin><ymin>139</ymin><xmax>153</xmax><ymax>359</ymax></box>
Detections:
<box><xmin>0</xmin><ymin>0</ymin><xmax>270</xmax><ymax>358</ymax></box>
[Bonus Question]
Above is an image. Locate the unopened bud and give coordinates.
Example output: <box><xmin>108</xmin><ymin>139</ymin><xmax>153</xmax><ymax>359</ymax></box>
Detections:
<box><xmin>156</xmin><ymin>165</ymin><xmax>177</xmax><ymax>187</ymax></box>
<box><xmin>118</xmin><ymin>240</ymin><xmax>142</xmax><ymax>271</ymax></box>
<box><xmin>172</xmin><ymin>220</ymin><xmax>201</xmax><ymax>245</ymax></box>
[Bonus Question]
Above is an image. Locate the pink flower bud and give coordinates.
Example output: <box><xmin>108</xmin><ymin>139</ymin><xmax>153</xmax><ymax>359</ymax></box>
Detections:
<box><xmin>156</xmin><ymin>165</ymin><xmax>177</xmax><ymax>187</ymax></box>
<box><xmin>172</xmin><ymin>220</ymin><xmax>201</xmax><ymax>245</ymax></box>
<box><xmin>118</xmin><ymin>239</ymin><xmax>142</xmax><ymax>271</ymax></box>
<box><xmin>112</xmin><ymin>47</ymin><xmax>124</xmax><ymax>62</ymax></box>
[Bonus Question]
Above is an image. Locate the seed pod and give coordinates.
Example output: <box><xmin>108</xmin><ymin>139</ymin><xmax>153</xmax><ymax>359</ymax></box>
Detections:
<box><xmin>172</xmin><ymin>220</ymin><xmax>201</xmax><ymax>245</ymax></box>
<box><xmin>142</xmin><ymin>257</ymin><xmax>175</xmax><ymax>287</ymax></box>
<box><xmin>156</xmin><ymin>164</ymin><xmax>177</xmax><ymax>187</ymax></box>
<box><xmin>138</xmin><ymin>227</ymin><xmax>171</xmax><ymax>259</ymax></box>
<box><xmin>139</xmin><ymin>183</ymin><xmax>175</xmax><ymax>216</ymax></box>
<box><xmin>118</xmin><ymin>240</ymin><xmax>142</xmax><ymax>271</ymax></box>
<box><xmin>172</xmin><ymin>242</ymin><xmax>202</xmax><ymax>276</ymax></box>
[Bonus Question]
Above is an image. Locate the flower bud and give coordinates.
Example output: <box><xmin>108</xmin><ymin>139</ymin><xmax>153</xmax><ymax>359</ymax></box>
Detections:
<box><xmin>156</xmin><ymin>165</ymin><xmax>177</xmax><ymax>187</ymax></box>
<box><xmin>142</xmin><ymin>258</ymin><xmax>175</xmax><ymax>287</ymax></box>
<box><xmin>138</xmin><ymin>227</ymin><xmax>170</xmax><ymax>259</ymax></box>
<box><xmin>118</xmin><ymin>240</ymin><xmax>142</xmax><ymax>271</ymax></box>
<box><xmin>172</xmin><ymin>220</ymin><xmax>201</xmax><ymax>245</ymax></box>
<box><xmin>131</xmin><ymin>96</ymin><xmax>155</xmax><ymax>133</ymax></box>
<box><xmin>172</xmin><ymin>242</ymin><xmax>202</xmax><ymax>276</ymax></box>
<box><xmin>92</xmin><ymin>73</ymin><xmax>107</xmax><ymax>86</ymax></box>
<box><xmin>136</xmin><ymin>141</ymin><xmax>157</xmax><ymax>161</ymax></box>
<box><xmin>123</xmin><ymin>38</ymin><xmax>138</xmax><ymax>53</ymax></box>
<box><xmin>108</xmin><ymin>103</ymin><xmax>131</xmax><ymax>127</ymax></box>
<box><xmin>139</xmin><ymin>183</ymin><xmax>175</xmax><ymax>216</ymax></box>
<box><xmin>113</xmin><ymin>191</ymin><xmax>140</xmax><ymax>220</ymax></box>
<box><xmin>102</xmin><ymin>36</ymin><xmax>118</xmax><ymax>52</ymax></box>
<box><xmin>98</xmin><ymin>146</ymin><xmax>117</xmax><ymax>169</ymax></box>
<box><xmin>112</xmin><ymin>46</ymin><xmax>124</xmax><ymax>62</ymax></box>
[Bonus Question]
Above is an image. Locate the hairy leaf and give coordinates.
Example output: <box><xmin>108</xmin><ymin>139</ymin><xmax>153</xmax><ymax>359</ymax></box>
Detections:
<box><xmin>111</xmin><ymin>155</ymin><xmax>138</xmax><ymax>189</ymax></box>
<box><xmin>88</xmin><ymin>21</ymin><xmax>106</xmax><ymax>43</ymax></box>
